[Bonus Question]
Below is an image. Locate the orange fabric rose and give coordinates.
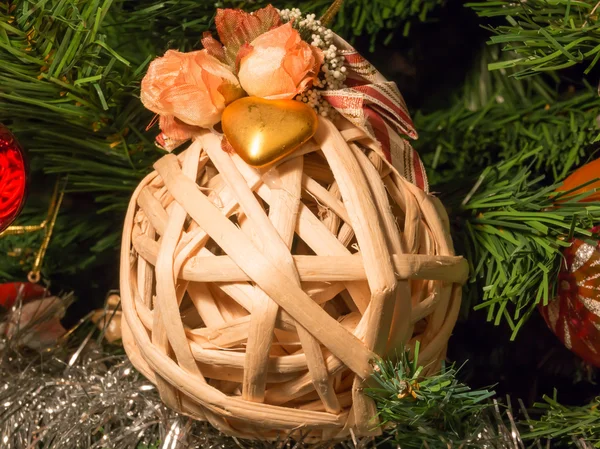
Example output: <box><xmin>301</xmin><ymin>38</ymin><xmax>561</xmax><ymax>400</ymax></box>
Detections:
<box><xmin>141</xmin><ymin>49</ymin><xmax>243</xmax><ymax>131</ymax></box>
<box><xmin>237</xmin><ymin>23</ymin><xmax>323</xmax><ymax>100</ymax></box>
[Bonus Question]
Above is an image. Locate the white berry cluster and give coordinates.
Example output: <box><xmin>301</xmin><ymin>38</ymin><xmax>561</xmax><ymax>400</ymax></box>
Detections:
<box><xmin>278</xmin><ymin>7</ymin><xmax>302</xmax><ymax>23</ymax></box>
<box><xmin>279</xmin><ymin>8</ymin><xmax>348</xmax><ymax>118</ymax></box>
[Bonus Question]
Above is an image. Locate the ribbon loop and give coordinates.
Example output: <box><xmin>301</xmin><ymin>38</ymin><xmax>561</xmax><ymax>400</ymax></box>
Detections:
<box><xmin>322</xmin><ymin>35</ymin><xmax>428</xmax><ymax>192</ymax></box>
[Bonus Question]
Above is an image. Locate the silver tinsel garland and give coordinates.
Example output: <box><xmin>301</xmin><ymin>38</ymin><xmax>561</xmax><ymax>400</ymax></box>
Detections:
<box><xmin>0</xmin><ymin>297</ymin><xmax>566</xmax><ymax>449</ymax></box>
<box><xmin>0</xmin><ymin>303</ymin><xmax>370</xmax><ymax>449</ymax></box>
<box><xmin>0</xmin><ymin>331</ymin><xmax>369</xmax><ymax>449</ymax></box>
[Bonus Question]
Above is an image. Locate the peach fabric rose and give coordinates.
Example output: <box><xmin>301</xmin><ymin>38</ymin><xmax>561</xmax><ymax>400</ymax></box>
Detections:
<box><xmin>237</xmin><ymin>23</ymin><xmax>323</xmax><ymax>100</ymax></box>
<box><xmin>141</xmin><ymin>49</ymin><xmax>243</xmax><ymax>131</ymax></box>
<box><xmin>158</xmin><ymin>115</ymin><xmax>197</xmax><ymax>142</ymax></box>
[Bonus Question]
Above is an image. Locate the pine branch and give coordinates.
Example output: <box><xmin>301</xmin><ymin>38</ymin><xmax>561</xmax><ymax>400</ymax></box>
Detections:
<box><xmin>415</xmin><ymin>49</ymin><xmax>600</xmax><ymax>184</ymax></box>
<box><xmin>524</xmin><ymin>393</ymin><xmax>600</xmax><ymax>446</ymax></box>
<box><xmin>366</xmin><ymin>343</ymin><xmax>496</xmax><ymax>448</ymax></box>
<box><xmin>0</xmin><ymin>199</ymin><xmax>117</xmax><ymax>283</ymax></box>
<box><xmin>0</xmin><ymin>0</ymin><xmax>168</xmax><ymax>210</ymax></box>
<box><xmin>446</xmin><ymin>150</ymin><xmax>600</xmax><ymax>338</ymax></box>
<box><xmin>367</xmin><ymin>344</ymin><xmax>600</xmax><ymax>447</ymax></box>
<box><xmin>325</xmin><ymin>0</ymin><xmax>445</xmax><ymax>49</ymax></box>
<box><xmin>466</xmin><ymin>0</ymin><xmax>600</xmax><ymax>78</ymax></box>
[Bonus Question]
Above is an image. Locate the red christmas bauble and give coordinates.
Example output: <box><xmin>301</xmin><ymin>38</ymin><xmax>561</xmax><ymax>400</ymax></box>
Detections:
<box><xmin>540</xmin><ymin>159</ymin><xmax>600</xmax><ymax>367</ymax></box>
<box><xmin>0</xmin><ymin>282</ymin><xmax>46</xmax><ymax>309</ymax></box>
<box><xmin>540</xmin><ymin>229</ymin><xmax>600</xmax><ymax>367</ymax></box>
<box><xmin>0</xmin><ymin>125</ymin><xmax>27</xmax><ymax>233</ymax></box>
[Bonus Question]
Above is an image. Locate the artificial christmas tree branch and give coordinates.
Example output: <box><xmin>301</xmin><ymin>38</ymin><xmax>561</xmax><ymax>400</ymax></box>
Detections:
<box><xmin>415</xmin><ymin>49</ymin><xmax>600</xmax><ymax>184</ymax></box>
<box><xmin>523</xmin><ymin>393</ymin><xmax>600</xmax><ymax>445</ymax></box>
<box><xmin>444</xmin><ymin>150</ymin><xmax>600</xmax><ymax>338</ymax></box>
<box><xmin>0</xmin><ymin>203</ymin><xmax>118</xmax><ymax>281</ymax></box>
<box><xmin>366</xmin><ymin>344</ymin><xmax>496</xmax><ymax>448</ymax></box>
<box><xmin>467</xmin><ymin>0</ymin><xmax>600</xmax><ymax>78</ymax></box>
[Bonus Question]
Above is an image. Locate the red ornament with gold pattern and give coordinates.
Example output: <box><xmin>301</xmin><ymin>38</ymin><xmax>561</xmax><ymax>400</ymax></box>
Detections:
<box><xmin>540</xmin><ymin>159</ymin><xmax>600</xmax><ymax>367</ymax></box>
<box><xmin>0</xmin><ymin>125</ymin><xmax>27</xmax><ymax>233</ymax></box>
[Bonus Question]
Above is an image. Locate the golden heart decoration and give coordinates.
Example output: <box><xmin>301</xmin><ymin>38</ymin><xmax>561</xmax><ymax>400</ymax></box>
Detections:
<box><xmin>221</xmin><ymin>97</ymin><xmax>318</xmax><ymax>167</ymax></box>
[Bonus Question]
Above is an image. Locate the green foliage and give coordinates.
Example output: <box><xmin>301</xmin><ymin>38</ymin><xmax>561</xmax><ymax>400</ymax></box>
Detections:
<box><xmin>524</xmin><ymin>394</ymin><xmax>600</xmax><ymax>445</ymax></box>
<box><xmin>467</xmin><ymin>0</ymin><xmax>600</xmax><ymax>78</ymax></box>
<box><xmin>413</xmin><ymin>49</ymin><xmax>600</xmax><ymax>337</ymax></box>
<box><xmin>366</xmin><ymin>344</ymin><xmax>495</xmax><ymax>448</ymax></box>
<box><xmin>0</xmin><ymin>0</ymin><xmax>186</xmax><ymax>212</ymax></box>
<box><xmin>448</xmin><ymin>150</ymin><xmax>600</xmax><ymax>338</ymax></box>
<box><xmin>368</xmin><ymin>345</ymin><xmax>600</xmax><ymax>447</ymax></box>
<box><xmin>415</xmin><ymin>49</ymin><xmax>600</xmax><ymax>185</ymax></box>
<box><xmin>0</xmin><ymin>198</ymin><xmax>117</xmax><ymax>283</ymax></box>
<box><xmin>328</xmin><ymin>0</ymin><xmax>444</xmax><ymax>48</ymax></box>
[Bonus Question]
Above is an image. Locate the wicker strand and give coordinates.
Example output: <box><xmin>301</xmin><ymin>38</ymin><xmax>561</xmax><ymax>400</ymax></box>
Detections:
<box><xmin>121</xmin><ymin>118</ymin><xmax>466</xmax><ymax>441</ymax></box>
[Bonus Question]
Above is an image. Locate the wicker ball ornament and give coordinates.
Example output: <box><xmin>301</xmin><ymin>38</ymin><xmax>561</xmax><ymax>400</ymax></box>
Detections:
<box><xmin>120</xmin><ymin>115</ymin><xmax>468</xmax><ymax>440</ymax></box>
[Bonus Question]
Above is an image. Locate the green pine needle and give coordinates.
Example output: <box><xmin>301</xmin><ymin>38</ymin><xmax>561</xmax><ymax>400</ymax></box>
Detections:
<box><xmin>416</xmin><ymin>49</ymin><xmax>600</xmax><ymax>185</ymax></box>
<box><xmin>451</xmin><ymin>150</ymin><xmax>600</xmax><ymax>337</ymax></box>
<box><xmin>467</xmin><ymin>0</ymin><xmax>600</xmax><ymax>77</ymax></box>
<box><xmin>366</xmin><ymin>344</ymin><xmax>495</xmax><ymax>448</ymax></box>
<box><xmin>368</xmin><ymin>347</ymin><xmax>600</xmax><ymax>447</ymax></box>
<box><xmin>0</xmin><ymin>201</ymin><xmax>117</xmax><ymax>282</ymax></box>
<box><xmin>524</xmin><ymin>393</ymin><xmax>600</xmax><ymax>445</ymax></box>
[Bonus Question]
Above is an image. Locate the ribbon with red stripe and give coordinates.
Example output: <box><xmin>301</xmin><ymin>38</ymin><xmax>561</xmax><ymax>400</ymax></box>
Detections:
<box><xmin>322</xmin><ymin>35</ymin><xmax>428</xmax><ymax>192</ymax></box>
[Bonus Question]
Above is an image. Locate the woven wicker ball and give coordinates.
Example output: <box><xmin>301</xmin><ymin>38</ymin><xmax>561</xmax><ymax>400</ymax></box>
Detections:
<box><xmin>120</xmin><ymin>117</ymin><xmax>468</xmax><ymax>441</ymax></box>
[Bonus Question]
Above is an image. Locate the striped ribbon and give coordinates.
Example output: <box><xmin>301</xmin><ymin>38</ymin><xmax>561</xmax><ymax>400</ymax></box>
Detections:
<box><xmin>321</xmin><ymin>35</ymin><xmax>428</xmax><ymax>192</ymax></box>
<box><xmin>153</xmin><ymin>34</ymin><xmax>428</xmax><ymax>192</ymax></box>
